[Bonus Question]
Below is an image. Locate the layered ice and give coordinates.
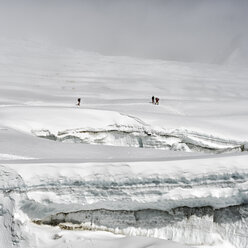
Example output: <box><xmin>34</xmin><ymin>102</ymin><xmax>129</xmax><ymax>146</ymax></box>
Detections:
<box><xmin>38</xmin><ymin>205</ymin><xmax>248</xmax><ymax>247</ymax></box>
<box><xmin>1</xmin><ymin>106</ymin><xmax>247</xmax><ymax>154</ymax></box>
<box><xmin>1</xmin><ymin>154</ymin><xmax>247</xmax><ymax>247</ymax></box>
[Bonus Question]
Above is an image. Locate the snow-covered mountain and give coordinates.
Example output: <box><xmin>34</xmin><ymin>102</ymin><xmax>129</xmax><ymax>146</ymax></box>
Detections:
<box><xmin>0</xmin><ymin>38</ymin><xmax>248</xmax><ymax>248</ymax></box>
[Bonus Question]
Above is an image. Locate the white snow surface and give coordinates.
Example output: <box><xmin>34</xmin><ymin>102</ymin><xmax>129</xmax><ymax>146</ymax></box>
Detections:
<box><xmin>0</xmin><ymin>38</ymin><xmax>248</xmax><ymax>248</ymax></box>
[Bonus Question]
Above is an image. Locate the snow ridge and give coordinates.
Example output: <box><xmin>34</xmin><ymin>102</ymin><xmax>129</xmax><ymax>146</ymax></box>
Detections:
<box><xmin>33</xmin><ymin>125</ymin><xmax>247</xmax><ymax>154</ymax></box>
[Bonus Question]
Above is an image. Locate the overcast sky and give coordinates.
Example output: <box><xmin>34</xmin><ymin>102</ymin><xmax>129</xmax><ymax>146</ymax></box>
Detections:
<box><xmin>0</xmin><ymin>0</ymin><xmax>248</xmax><ymax>63</ymax></box>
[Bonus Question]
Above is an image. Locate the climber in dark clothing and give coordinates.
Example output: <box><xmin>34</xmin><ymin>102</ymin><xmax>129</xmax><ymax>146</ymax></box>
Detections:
<box><xmin>152</xmin><ymin>96</ymin><xmax>155</xmax><ymax>104</ymax></box>
<box><xmin>77</xmin><ymin>98</ymin><xmax>81</xmax><ymax>106</ymax></box>
<box><xmin>155</xmin><ymin>97</ymin><xmax>159</xmax><ymax>105</ymax></box>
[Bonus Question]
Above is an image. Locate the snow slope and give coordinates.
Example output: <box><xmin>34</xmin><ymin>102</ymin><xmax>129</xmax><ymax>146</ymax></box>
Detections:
<box><xmin>0</xmin><ymin>38</ymin><xmax>248</xmax><ymax>248</ymax></box>
<box><xmin>0</xmin><ymin>38</ymin><xmax>248</xmax><ymax>142</ymax></box>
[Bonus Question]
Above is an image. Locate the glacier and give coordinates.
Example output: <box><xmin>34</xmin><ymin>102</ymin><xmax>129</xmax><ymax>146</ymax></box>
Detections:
<box><xmin>0</xmin><ymin>36</ymin><xmax>248</xmax><ymax>247</ymax></box>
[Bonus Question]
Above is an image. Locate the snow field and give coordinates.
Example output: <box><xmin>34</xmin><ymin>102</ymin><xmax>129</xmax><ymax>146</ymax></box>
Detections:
<box><xmin>0</xmin><ymin>38</ymin><xmax>248</xmax><ymax>247</ymax></box>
